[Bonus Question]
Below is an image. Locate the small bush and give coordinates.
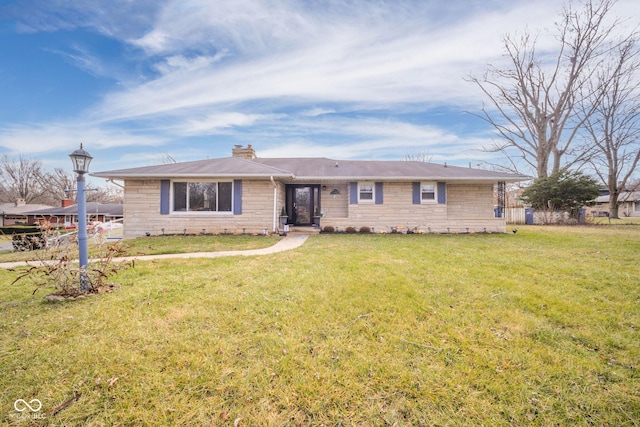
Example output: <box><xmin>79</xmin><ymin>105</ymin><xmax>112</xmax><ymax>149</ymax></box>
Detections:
<box><xmin>345</xmin><ymin>226</ymin><xmax>357</xmax><ymax>234</ymax></box>
<box><xmin>322</xmin><ymin>226</ymin><xmax>335</xmax><ymax>233</ymax></box>
<box><xmin>359</xmin><ymin>226</ymin><xmax>371</xmax><ymax>234</ymax></box>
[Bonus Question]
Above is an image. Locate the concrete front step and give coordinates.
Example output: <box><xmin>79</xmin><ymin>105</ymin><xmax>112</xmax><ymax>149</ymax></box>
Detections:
<box><xmin>287</xmin><ymin>226</ymin><xmax>321</xmax><ymax>235</ymax></box>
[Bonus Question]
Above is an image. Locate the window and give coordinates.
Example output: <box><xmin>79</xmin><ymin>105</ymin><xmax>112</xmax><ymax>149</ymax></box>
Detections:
<box><xmin>359</xmin><ymin>182</ymin><xmax>374</xmax><ymax>202</ymax></box>
<box><xmin>421</xmin><ymin>182</ymin><xmax>436</xmax><ymax>202</ymax></box>
<box><xmin>172</xmin><ymin>181</ymin><xmax>233</xmax><ymax>212</ymax></box>
<box><xmin>635</xmin><ymin>201</ymin><xmax>640</xmax><ymax>212</ymax></box>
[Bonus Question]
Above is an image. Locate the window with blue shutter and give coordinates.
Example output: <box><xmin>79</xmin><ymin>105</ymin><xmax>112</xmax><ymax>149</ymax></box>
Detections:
<box><xmin>414</xmin><ymin>182</ymin><xmax>438</xmax><ymax>204</ymax></box>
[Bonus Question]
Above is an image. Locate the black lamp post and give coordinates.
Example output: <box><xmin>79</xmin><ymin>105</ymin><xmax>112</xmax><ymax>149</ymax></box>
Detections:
<box><xmin>69</xmin><ymin>144</ymin><xmax>93</xmax><ymax>292</ymax></box>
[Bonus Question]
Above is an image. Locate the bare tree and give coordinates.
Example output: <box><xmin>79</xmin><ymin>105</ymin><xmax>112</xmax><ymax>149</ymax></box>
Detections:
<box><xmin>403</xmin><ymin>151</ymin><xmax>433</xmax><ymax>162</ymax></box>
<box><xmin>583</xmin><ymin>34</ymin><xmax>640</xmax><ymax>218</ymax></box>
<box><xmin>43</xmin><ymin>168</ymin><xmax>77</xmax><ymax>205</ymax></box>
<box><xmin>0</xmin><ymin>154</ymin><xmax>49</xmax><ymax>203</ymax></box>
<box><xmin>469</xmin><ymin>0</ymin><xmax>620</xmax><ymax>178</ymax></box>
<box><xmin>87</xmin><ymin>184</ymin><xmax>124</xmax><ymax>204</ymax></box>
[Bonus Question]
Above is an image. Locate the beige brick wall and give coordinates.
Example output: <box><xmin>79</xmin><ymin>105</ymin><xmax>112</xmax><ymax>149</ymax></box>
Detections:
<box><xmin>320</xmin><ymin>182</ymin><xmax>506</xmax><ymax>233</ymax></box>
<box><xmin>320</xmin><ymin>183</ymin><xmax>349</xmax><ymax>218</ymax></box>
<box><xmin>123</xmin><ymin>179</ymin><xmax>283</xmax><ymax>238</ymax></box>
<box><xmin>122</xmin><ymin>179</ymin><xmax>506</xmax><ymax>237</ymax></box>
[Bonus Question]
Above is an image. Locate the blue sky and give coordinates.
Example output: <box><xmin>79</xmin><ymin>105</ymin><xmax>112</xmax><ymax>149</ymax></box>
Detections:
<box><xmin>0</xmin><ymin>0</ymin><xmax>636</xmax><ymax>177</ymax></box>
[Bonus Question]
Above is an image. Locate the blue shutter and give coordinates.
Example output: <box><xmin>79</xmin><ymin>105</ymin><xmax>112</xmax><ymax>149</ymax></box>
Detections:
<box><xmin>437</xmin><ymin>182</ymin><xmax>446</xmax><ymax>204</ymax></box>
<box><xmin>350</xmin><ymin>182</ymin><xmax>358</xmax><ymax>204</ymax></box>
<box><xmin>375</xmin><ymin>182</ymin><xmax>383</xmax><ymax>204</ymax></box>
<box><xmin>412</xmin><ymin>182</ymin><xmax>420</xmax><ymax>204</ymax></box>
<box><xmin>160</xmin><ymin>180</ymin><xmax>170</xmax><ymax>215</ymax></box>
<box><xmin>233</xmin><ymin>180</ymin><xmax>242</xmax><ymax>215</ymax></box>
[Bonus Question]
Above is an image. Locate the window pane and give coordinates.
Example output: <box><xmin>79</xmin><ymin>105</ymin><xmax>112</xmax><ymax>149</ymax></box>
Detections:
<box><xmin>219</xmin><ymin>182</ymin><xmax>232</xmax><ymax>212</ymax></box>
<box><xmin>360</xmin><ymin>183</ymin><xmax>373</xmax><ymax>200</ymax></box>
<box><xmin>421</xmin><ymin>184</ymin><xmax>435</xmax><ymax>201</ymax></box>
<box><xmin>203</xmin><ymin>183</ymin><xmax>217</xmax><ymax>211</ymax></box>
<box><xmin>173</xmin><ymin>182</ymin><xmax>187</xmax><ymax>211</ymax></box>
<box><xmin>189</xmin><ymin>182</ymin><xmax>217</xmax><ymax>211</ymax></box>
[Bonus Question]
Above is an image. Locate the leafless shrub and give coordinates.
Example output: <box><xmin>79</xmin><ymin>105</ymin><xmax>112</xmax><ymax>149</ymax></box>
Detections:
<box><xmin>11</xmin><ymin>225</ymin><xmax>133</xmax><ymax>297</ymax></box>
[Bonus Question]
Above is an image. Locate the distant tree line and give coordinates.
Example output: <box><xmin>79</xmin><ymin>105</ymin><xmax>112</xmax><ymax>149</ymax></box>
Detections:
<box><xmin>0</xmin><ymin>154</ymin><xmax>123</xmax><ymax>206</ymax></box>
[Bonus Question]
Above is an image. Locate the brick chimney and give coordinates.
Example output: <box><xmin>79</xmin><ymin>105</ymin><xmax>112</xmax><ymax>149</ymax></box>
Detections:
<box><xmin>15</xmin><ymin>198</ymin><xmax>26</xmax><ymax>206</ymax></box>
<box><xmin>61</xmin><ymin>199</ymin><xmax>74</xmax><ymax>207</ymax></box>
<box><xmin>231</xmin><ymin>144</ymin><xmax>256</xmax><ymax>159</ymax></box>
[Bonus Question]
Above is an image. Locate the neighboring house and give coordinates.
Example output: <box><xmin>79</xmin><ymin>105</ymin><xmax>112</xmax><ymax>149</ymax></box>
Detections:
<box><xmin>592</xmin><ymin>191</ymin><xmax>640</xmax><ymax>217</ymax></box>
<box><xmin>0</xmin><ymin>199</ymin><xmax>53</xmax><ymax>226</ymax></box>
<box><xmin>24</xmin><ymin>200</ymin><xmax>124</xmax><ymax>227</ymax></box>
<box><xmin>92</xmin><ymin>145</ymin><xmax>529</xmax><ymax>238</ymax></box>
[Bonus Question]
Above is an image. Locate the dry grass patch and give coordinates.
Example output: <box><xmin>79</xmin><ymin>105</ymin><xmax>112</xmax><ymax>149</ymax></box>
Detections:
<box><xmin>1</xmin><ymin>226</ymin><xmax>639</xmax><ymax>425</ymax></box>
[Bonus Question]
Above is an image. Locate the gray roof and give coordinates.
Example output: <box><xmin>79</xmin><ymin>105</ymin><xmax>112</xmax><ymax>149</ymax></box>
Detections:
<box><xmin>24</xmin><ymin>203</ymin><xmax>123</xmax><ymax>217</ymax></box>
<box><xmin>92</xmin><ymin>157</ymin><xmax>292</xmax><ymax>180</ymax></box>
<box><xmin>93</xmin><ymin>156</ymin><xmax>529</xmax><ymax>183</ymax></box>
<box><xmin>595</xmin><ymin>191</ymin><xmax>640</xmax><ymax>203</ymax></box>
<box><xmin>0</xmin><ymin>203</ymin><xmax>54</xmax><ymax>215</ymax></box>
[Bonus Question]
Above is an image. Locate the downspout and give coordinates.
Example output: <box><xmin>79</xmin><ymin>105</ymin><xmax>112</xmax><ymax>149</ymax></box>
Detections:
<box><xmin>270</xmin><ymin>176</ymin><xmax>277</xmax><ymax>233</ymax></box>
<box><xmin>107</xmin><ymin>178</ymin><xmax>125</xmax><ymax>189</ymax></box>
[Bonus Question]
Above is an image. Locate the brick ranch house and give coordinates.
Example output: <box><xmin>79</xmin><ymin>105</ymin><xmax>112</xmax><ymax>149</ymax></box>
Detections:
<box><xmin>92</xmin><ymin>145</ymin><xmax>528</xmax><ymax>238</ymax></box>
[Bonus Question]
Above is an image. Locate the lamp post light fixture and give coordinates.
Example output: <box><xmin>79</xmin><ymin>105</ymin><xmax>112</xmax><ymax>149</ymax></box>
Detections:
<box><xmin>69</xmin><ymin>143</ymin><xmax>93</xmax><ymax>292</ymax></box>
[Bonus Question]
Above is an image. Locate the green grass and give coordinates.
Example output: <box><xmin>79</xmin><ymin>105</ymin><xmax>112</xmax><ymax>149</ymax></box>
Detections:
<box><xmin>1</xmin><ymin>226</ymin><xmax>639</xmax><ymax>425</ymax></box>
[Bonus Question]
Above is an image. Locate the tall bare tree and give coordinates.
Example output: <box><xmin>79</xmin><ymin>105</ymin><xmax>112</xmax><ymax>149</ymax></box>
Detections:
<box><xmin>583</xmin><ymin>34</ymin><xmax>640</xmax><ymax>218</ymax></box>
<box><xmin>469</xmin><ymin>0</ymin><xmax>620</xmax><ymax>178</ymax></box>
<box><xmin>0</xmin><ymin>154</ymin><xmax>49</xmax><ymax>203</ymax></box>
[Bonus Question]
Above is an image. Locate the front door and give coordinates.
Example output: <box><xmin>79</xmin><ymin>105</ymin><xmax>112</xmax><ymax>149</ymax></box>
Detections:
<box><xmin>294</xmin><ymin>187</ymin><xmax>312</xmax><ymax>225</ymax></box>
<box><xmin>285</xmin><ymin>185</ymin><xmax>320</xmax><ymax>226</ymax></box>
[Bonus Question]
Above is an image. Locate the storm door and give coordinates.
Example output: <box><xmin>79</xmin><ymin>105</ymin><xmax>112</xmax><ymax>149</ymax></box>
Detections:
<box><xmin>286</xmin><ymin>185</ymin><xmax>320</xmax><ymax>226</ymax></box>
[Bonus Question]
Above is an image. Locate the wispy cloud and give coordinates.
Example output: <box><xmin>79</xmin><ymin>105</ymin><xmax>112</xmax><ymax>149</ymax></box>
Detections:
<box><xmin>1</xmin><ymin>0</ymin><xmax>636</xmax><ymax>172</ymax></box>
<box><xmin>0</xmin><ymin>122</ymin><xmax>165</xmax><ymax>155</ymax></box>
<box><xmin>93</xmin><ymin>0</ymin><xmax>564</xmax><ymax>123</ymax></box>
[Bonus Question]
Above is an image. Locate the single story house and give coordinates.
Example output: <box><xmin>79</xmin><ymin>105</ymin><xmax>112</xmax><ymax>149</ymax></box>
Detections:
<box><xmin>0</xmin><ymin>200</ymin><xmax>53</xmax><ymax>226</ymax></box>
<box><xmin>592</xmin><ymin>191</ymin><xmax>640</xmax><ymax>217</ymax></box>
<box><xmin>92</xmin><ymin>145</ymin><xmax>528</xmax><ymax>238</ymax></box>
<box><xmin>24</xmin><ymin>200</ymin><xmax>124</xmax><ymax>227</ymax></box>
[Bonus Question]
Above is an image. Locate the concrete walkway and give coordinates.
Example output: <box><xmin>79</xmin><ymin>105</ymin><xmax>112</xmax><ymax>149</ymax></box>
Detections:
<box><xmin>0</xmin><ymin>234</ymin><xmax>309</xmax><ymax>269</ymax></box>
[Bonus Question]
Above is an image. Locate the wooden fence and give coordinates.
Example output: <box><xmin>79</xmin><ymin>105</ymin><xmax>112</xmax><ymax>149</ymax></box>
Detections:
<box><xmin>506</xmin><ymin>208</ymin><xmax>526</xmax><ymax>224</ymax></box>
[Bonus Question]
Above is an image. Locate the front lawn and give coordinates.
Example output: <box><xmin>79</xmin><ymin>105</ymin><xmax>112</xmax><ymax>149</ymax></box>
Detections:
<box><xmin>1</xmin><ymin>226</ymin><xmax>638</xmax><ymax>425</ymax></box>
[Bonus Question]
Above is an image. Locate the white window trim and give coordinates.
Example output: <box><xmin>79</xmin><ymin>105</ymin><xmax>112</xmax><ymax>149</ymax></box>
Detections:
<box><xmin>358</xmin><ymin>181</ymin><xmax>375</xmax><ymax>203</ymax></box>
<box><xmin>634</xmin><ymin>201</ymin><xmax>640</xmax><ymax>212</ymax></box>
<box><xmin>170</xmin><ymin>180</ymin><xmax>234</xmax><ymax>214</ymax></box>
<box><xmin>420</xmin><ymin>181</ymin><xmax>438</xmax><ymax>204</ymax></box>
